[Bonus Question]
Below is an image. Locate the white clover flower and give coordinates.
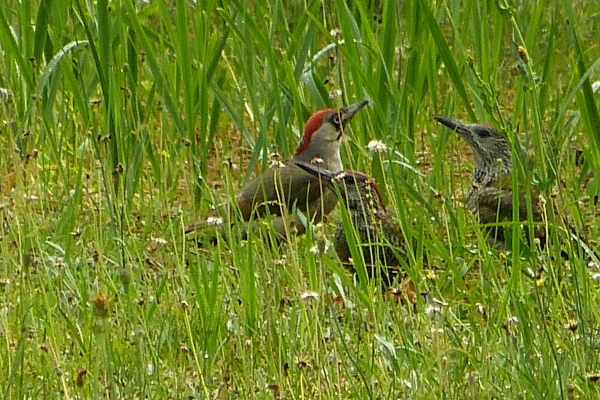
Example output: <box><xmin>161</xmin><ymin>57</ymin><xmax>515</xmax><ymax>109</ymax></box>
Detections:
<box><xmin>329</xmin><ymin>89</ymin><xmax>343</xmax><ymax>99</ymax></box>
<box><xmin>367</xmin><ymin>140</ymin><xmax>388</xmax><ymax>153</ymax></box>
<box><xmin>310</xmin><ymin>235</ymin><xmax>331</xmax><ymax>255</ymax></box>
<box><xmin>151</xmin><ymin>237</ymin><xmax>168</xmax><ymax>245</ymax></box>
<box><xmin>0</xmin><ymin>88</ymin><xmax>13</xmax><ymax>103</ymax></box>
<box><xmin>206</xmin><ymin>216</ymin><xmax>224</xmax><ymax>226</ymax></box>
<box><xmin>269</xmin><ymin>152</ymin><xmax>286</xmax><ymax>169</ymax></box>
<box><xmin>425</xmin><ymin>303</ymin><xmax>442</xmax><ymax>316</ymax></box>
<box><xmin>272</xmin><ymin>256</ymin><xmax>287</xmax><ymax>266</ymax></box>
<box><xmin>301</xmin><ymin>291</ymin><xmax>320</xmax><ymax>301</ymax></box>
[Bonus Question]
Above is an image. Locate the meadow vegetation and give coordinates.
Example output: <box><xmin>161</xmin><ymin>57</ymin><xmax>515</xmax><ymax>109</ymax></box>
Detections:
<box><xmin>1</xmin><ymin>0</ymin><xmax>600</xmax><ymax>398</ymax></box>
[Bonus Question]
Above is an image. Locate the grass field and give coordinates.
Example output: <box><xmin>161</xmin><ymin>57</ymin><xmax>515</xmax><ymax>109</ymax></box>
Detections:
<box><xmin>1</xmin><ymin>0</ymin><xmax>600</xmax><ymax>398</ymax></box>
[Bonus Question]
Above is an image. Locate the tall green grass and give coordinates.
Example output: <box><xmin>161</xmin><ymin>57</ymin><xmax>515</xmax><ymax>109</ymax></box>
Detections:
<box><xmin>0</xmin><ymin>0</ymin><xmax>599</xmax><ymax>397</ymax></box>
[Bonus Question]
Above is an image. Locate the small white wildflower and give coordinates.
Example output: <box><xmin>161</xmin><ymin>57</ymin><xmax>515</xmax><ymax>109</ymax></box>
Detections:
<box><xmin>310</xmin><ymin>235</ymin><xmax>331</xmax><ymax>255</ymax></box>
<box><xmin>301</xmin><ymin>291</ymin><xmax>320</xmax><ymax>301</ymax></box>
<box><xmin>268</xmin><ymin>153</ymin><xmax>285</xmax><ymax>169</ymax></box>
<box><xmin>586</xmin><ymin>372</ymin><xmax>600</xmax><ymax>382</ymax></box>
<box><xmin>206</xmin><ymin>216</ymin><xmax>224</xmax><ymax>226</ymax></box>
<box><xmin>329</xmin><ymin>89</ymin><xmax>342</xmax><ymax>99</ymax></box>
<box><xmin>464</xmin><ymin>370</ymin><xmax>480</xmax><ymax>383</ymax></box>
<box><xmin>270</xmin><ymin>160</ymin><xmax>286</xmax><ymax>169</ymax></box>
<box><xmin>425</xmin><ymin>303</ymin><xmax>442</xmax><ymax>316</ymax></box>
<box><xmin>538</xmin><ymin>194</ymin><xmax>546</xmax><ymax>206</ymax></box>
<box><xmin>151</xmin><ymin>237</ymin><xmax>168</xmax><ymax>245</ymax></box>
<box><xmin>136</xmin><ymin>0</ymin><xmax>150</xmax><ymax>9</ymax></box>
<box><xmin>222</xmin><ymin>159</ymin><xmax>239</xmax><ymax>170</ymax></box>
<box><xmin>310</xmin><ymin>157</ymin><xmax>324</xmax><ymax>165</ymax></box>
<box><xmin>146</xmin><ymin>364</ymin><xmax>154</xmax><ymax>376</ymax></box>
<box><xmin>0</xmin><ymin>88</ymin><xmax>13</xmax><ymax>103</ymax></box>
<box><xmin>367</xmin><ymin>140</ymin><xmax>388</xmax><ymax>153</ymax></box>
<box><xmin>272</xmin><ymin>256</ymin><xmax>287</xmax><ymax>266</ymax></box>
<box><xmin>330</xmin><ymin>28</ymin><xmax>342</xmax><ymax>37</ymax></box>
<box><xmin>335</xmin><ymin>171</ymin><xmax>348</xmax><ymax>180</ymax></box>
<box><xmin>226</xmin><ymin>320</ymin><xmax>235</xmax><ymax>333</ymax></box>
<box><xmin>503</xmin><ymin>316</ymin><xmax>519</xmax><ymax>334</ymax></box>
<box><xmin>591</xmin><ymin>273</ymin><xmax>600</xmax><ymax>284</ymax></box>
<box><xmin>475</xmin><ymin>302</ymin><xmax>486</xmax><ymax>315</ymax></box>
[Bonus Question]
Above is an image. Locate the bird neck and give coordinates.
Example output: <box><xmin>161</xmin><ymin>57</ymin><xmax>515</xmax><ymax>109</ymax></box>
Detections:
<box><xmin>472</xmin><ymin>151</ymin><xmax>512</xmax><ymax>189</ymax></box>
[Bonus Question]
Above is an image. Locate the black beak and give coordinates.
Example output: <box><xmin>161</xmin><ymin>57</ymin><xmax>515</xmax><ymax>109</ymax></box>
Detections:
<box><xmin>295</xmin><ymin>161</ymin><xmax>336</xmax><ymax>185</ymax></box>
<box><xmin>340</xmin><ymin>99</ymin><xmax>369</xmax><ymax>125</ymax></box>
<box><xmin>434</xmin><ymin>116</ymin><xmax>470</xmax><ymax>134</ymax></box>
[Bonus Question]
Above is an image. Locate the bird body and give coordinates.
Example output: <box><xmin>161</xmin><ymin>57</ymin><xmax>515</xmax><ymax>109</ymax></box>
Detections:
<box><xmin>186</xmin><ymin>100</ymin><xmax>369</xmax><ymax>238</ymax></box>
<box><xmin>435</xmin><ymin>116</ymin><xmax>543</xmax><ymax>241</ymax></box>
<box><xmin>296</xmin><ymin>162</ymin><xmax>408</xmax><ymax>285</ymax></box>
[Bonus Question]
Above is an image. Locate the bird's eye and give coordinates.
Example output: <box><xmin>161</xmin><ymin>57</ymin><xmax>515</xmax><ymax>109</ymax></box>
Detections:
<box><xmin>478</xmin><ymin>128</ymin><xmax>493</xmax><ymax>138</ymax></box>
<box><xmin>332</xmin><ymin>114</ymin><xmax>341</xmax><ymax>125</ymax></box>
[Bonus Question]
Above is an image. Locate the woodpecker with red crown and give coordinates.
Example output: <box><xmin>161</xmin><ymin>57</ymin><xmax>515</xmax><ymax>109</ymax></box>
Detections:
<box><xmin>186</xmin><ymin>100</ymin><xmax>369</xmax><ymax>239</ymax></box>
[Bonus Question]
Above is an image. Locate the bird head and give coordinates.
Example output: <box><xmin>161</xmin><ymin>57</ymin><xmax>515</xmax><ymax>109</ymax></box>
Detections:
<box><xmin>295</xmin><ymin>161</ymin><xmax>386</xmax><ymax>213</ymax></box>
<box><xmin>435</xmin><ymin>116</ymin><xmax>512</xmax><ymax>188</ymax></box>
<box><xmin>294</xmin><ymin>100</ymin><xmax>369</xmax><ymax>171</ymax></box>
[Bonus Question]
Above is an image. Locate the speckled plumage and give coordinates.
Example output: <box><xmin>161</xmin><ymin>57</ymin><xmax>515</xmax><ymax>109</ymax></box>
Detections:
<box><xmin>296</xmin><ymin>163</ymin><xmax>408</xmax><ymax>285</ymax></box>
<box><xmin>435</xmin><ymin>116</ymin><xmax>543</xmax><ymax>242</ymax></box>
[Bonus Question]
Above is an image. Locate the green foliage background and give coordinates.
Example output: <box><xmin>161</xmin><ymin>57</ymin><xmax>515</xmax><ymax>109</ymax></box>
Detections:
<box><xmin>0</xmin><ymin>0</ymin><xmax>599</xmax><ymax>397</ymax></box>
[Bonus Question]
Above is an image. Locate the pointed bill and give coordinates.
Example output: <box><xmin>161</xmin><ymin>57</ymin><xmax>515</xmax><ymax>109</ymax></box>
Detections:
<box><xmin>295</xmin><ymin>161</ymin><xmax>336</xmax><ymax>182</ymax></box>
<box><xmin>340</xmin><ymin>99</ymin><xmax>369</xmax><ymax>125</ymax></box>
<box><xmin>434</xmin><ymin>116</ymin><xmax>479</xmax><ymax>146</ymax></box>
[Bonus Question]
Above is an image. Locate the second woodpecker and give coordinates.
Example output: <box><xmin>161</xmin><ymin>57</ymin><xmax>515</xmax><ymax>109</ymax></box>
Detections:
<box><xmin>435</xmin><ymin>116</ymin><xmax>543</xmax><ymax>242</ymax></box>
<box><xmin>296</xmin><ymin>162</ymin><xmax>414</xmax><ymax>286</ymax></box>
